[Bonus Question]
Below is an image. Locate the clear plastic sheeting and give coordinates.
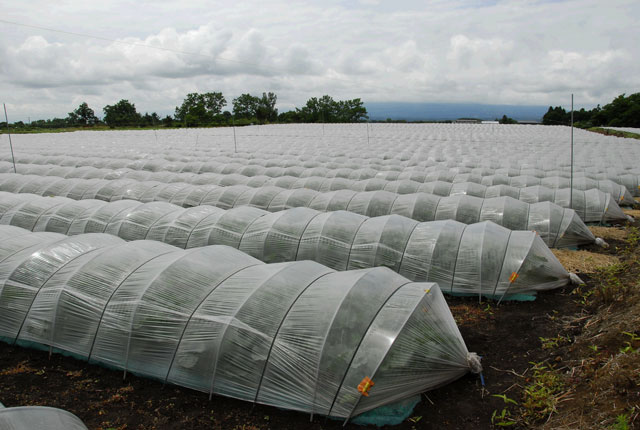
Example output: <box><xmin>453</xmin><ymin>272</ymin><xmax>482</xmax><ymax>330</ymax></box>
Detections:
<box><xmin>0</xmin><ymin>174</ymin><xmax>596</xmax><ymax>248</ymax></box>
<box><xmin>0</xmin><ymin>161</ymin><xmax>633</xmax><ymax>208</ymax></box>
<box><xmin>0</xmin><ymin>138</ymin><xmax>637</xmax><ymax>197</ymax></box>
<box><xmin>0</xmin><ymin>192</ymin><xmax>572</xmax><ymax>298</ymax></box>
<box><xmin>0</xmin><ymin>225</ymin><xmax>474</xmax><ymax>421</ymax></box>
<box><xmin>0</xmin><ymin>406</ymin><xmax>88</xmax><ymax>430</ymax></box>
<box><xmin>480</xmin><ymin>175</ymin><xmax>633</xmax><ymax>205</ymax></box>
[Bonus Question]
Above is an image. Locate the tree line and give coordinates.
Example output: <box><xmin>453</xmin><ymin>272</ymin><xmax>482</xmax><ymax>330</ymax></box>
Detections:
<box><xmin>2</xmin><ymin>92</ymin><xmax>369</xmax><ymax>130</ymax></box>
<box><xmin>542</xmin><ymin>93</ymin><xmax>640</xmax><ymax>128</ymax></box>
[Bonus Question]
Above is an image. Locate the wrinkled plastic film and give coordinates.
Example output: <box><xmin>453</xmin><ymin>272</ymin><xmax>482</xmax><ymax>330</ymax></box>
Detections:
<box><xmin>0</xmin><ymin>225</ymin><xmax>472</xmax><ymax>419</ymax></box>
<box><xmin>0</xmin><ymin>194</ymin><xmax>573</xmax><ymax>298</ymax></box>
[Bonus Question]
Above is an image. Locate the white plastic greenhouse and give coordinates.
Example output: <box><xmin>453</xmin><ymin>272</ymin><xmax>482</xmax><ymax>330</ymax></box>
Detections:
<box><xmin>0</xmin><ymin>225</ymin><xmax>478</xmax><ymax>422</ymax></box>
<box><xmin>0</xmin><ymin>157</ymin><xmax>635</xmax><ymax>201</ymax></box>
<box><xmin>0</xmin><ymin>174</ymin><xmax>598</xmax><ymax>248</ymax></box>
<box><xmin>0</xmin><ymin>125</ymin><xmax>638</xmax><ymax>197</ymax></box>
<box><xmin>0</xmin><ymin>161</ymin><xmax>630</xmax><ymax>222</ymax></box>
<box><xmin>0</xmin><ymin>123</ymin><xmax>636</xmax><ymax>426</ymax></box>
<box><xmin>0</xmin><ymin>192</ymin><xmax>576</xmax><ymax>299</ymax></box>
<box><xmin>0</xmin><ymin>406</ymin><xmax>88</xmax><ymax>430</ymax></box>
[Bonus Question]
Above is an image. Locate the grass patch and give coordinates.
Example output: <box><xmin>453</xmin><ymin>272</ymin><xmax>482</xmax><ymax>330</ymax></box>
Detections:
<box><xmin>0</xmin><ymin>126</ymin><xmax>168</xmax><ymax>134</ymax></box>
<box><xmin>490</xmin><ymin>362</ymin><xmax>567</xmax><ymax>427</ymax></box>
<box><xmin>587</xmin><ymin>127</ymin><xmax>640</xmax><ymax>140</ymax></box>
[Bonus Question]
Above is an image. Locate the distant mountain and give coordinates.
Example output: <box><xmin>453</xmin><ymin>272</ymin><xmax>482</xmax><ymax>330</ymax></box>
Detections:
<box><xmin>365</xmin><ymin>102</ymin><xmax>548</xmax><ymax>122</ymax></box>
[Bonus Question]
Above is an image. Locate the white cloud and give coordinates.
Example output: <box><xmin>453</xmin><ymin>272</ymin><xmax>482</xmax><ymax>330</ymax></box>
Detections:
<box><xmin>0</xmin><ymin>0</ymin><xmax>638</xmax><ymax>120</ymax></box>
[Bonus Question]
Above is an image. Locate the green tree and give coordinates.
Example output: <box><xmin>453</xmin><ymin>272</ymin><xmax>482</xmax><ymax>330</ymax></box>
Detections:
<box><xmin>499</xmin><ymin>114</ymin><xmax>517</xmax><ymax>124</ymax></box>
<box><xmin>175</xmin><ymin>92</ymin><xmax>227</xmax><ymax>126</ymax></box>
<box><xmin>297</xmin><ymin>95</ymin><xmax>337</xmax><ymax>122</ymax></box>
<box><xmin>277</xmin><ymin>110</ymin><xmax>303</xmax><ymax>123</ymax></box>
<box><xmin>103</xmin><ymin>100</ymin><xmax>141</xmax><ymax>127</ymax></box>
<box><xmin>596</xmin><ymin>93</ymin><xmax>640</xmax><ymax>128</ymax></box>
<box><xmin>232</xmin><ymin>93</ymin><xmax>260</xmax><ymax>119</ymax></box>
<box><xmin>67</xmin><ymin>102</ymin><xmax>98</xmax><ymax>126</ymax></box>
<box><xmin>297</xmin><ymin>95</ymin><xmax>367</xmax><ymax>123</ymax></box>
<box><xmin>256</xmin><ymin>92</ymin><xmax>278</xmax><ymax>122</ymax></box>
<box><xmin>161</xmin><ymin>115</ymin><xmax>174</xmax><ymax>127</ymax></box>
<box><xmin>336</xmin><ymin>98</ymin><xmax>368</xmax><ymax>122</ymax></box>
<box><xmin>542</xmin><ymin>106</ymin><xmax>569</xmax><ymax>125</ymax></box>
<box><xmin>140</xmin><ymin>112</ymin><xmax>160</xmax><ymax>127</ymax></box>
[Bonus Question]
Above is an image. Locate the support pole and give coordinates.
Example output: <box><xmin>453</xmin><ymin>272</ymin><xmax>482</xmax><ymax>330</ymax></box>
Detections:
<box><xmin>570</xmin><ymin>94</ymin><xmax>574</xmax><ymax>209</ymax></box>
<box><xmin>231</xmin><ymin>117</ymin><xmax>237</xmax><ymax>153</ymax></box>
<box><xmin>3</xmin><ymin>103</ymin><xmax>16</xmax><ymax>173</ymax></box>
<box><xmin>366</xmin><ymin>121</ymin><xmax>370</xmax><ymax>145</ymax></box>
<box><xmin>233</xmin><ymin>125</ymin><xmax>237</xmax><ymax>153</ymax></box>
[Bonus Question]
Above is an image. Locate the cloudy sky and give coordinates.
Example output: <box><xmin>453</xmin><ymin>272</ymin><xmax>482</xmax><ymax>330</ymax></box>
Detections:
<box><xmin>1</xmin><ymin>0</ymin><xmax>638</xmax><ymax>121</ymax></box>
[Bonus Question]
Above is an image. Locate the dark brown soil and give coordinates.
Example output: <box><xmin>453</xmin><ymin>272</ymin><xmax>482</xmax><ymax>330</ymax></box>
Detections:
<box><xmin>0</xmin><ymin>286</ymin><xmax>579</xmax><ymax>430</ymax></box>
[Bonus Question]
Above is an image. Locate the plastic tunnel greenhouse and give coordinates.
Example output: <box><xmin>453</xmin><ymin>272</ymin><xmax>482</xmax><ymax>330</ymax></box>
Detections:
<box><xmin>0</xmin><ymin>149</ymin><xmax>637</xmax><ymax>198</ymax></box>
<box><xmin>0</xmin><ymin>225</ymin><xmax>478</xmax><ymax>422</ymax></box>
<box><xmin>0</xmin><ymin>174</ymin><xmax>598</xmax><ymax>248</ymax></box>
<box><xmin>0</xmin><ymin>161</ymin><xmax>630</xmax><ymax>222</ymax></box>
<box><xmin>0</xmin><ymin>406</ymin><xmax>88</xmax><ymax>430</ymax></box>
<box><xmin>0</xmin><ymin>192</ymin><xmax>575</xmax><ymax>299</ymax></box>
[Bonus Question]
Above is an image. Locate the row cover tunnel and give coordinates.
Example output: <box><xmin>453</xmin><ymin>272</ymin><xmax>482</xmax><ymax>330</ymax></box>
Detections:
<box><xmin>0</xmin><ymin>174</ymin><xmax>597</xmax><ymax>248</ymax></box>
<box><xmin>0</xmin><ymin>192</ymin><xmax>573</xmax><ymax>299</ymax></box>
<box><xmin>0</xmin><ymin>161</ymin><xmax>631</xmax><ymax>222</ymax></box>
<box><xmin>0</xmin><ymin>225</ymin><xmax>474</xmax><ymax>422</ymax></box>
<box><xmin>0</xmin><ymin>157</ymin><xmax>636</xmax><ymax>199</ymax></box>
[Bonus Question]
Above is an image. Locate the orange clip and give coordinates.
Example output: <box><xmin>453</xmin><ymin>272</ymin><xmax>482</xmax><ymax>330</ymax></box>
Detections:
<box><xmin>509</xmin><ymin>272</ymin><xmax>519</xmax><ymax>283</ymax></box>
<box><xmin>357</xmin><ymin>377</ymin><xmax>374</xmax><ymax>397</ymax></box>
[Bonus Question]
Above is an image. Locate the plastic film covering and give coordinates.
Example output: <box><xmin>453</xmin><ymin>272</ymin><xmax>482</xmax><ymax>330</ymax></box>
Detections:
<box><xmin>0</xmin><ymin>175</ymin><xmax>596</xmax><ymax>248</ymax></box>
<box><xmin>0</xmin><ymin>406</ymin><xmax>88</xmax><ymax>430</ymax></box>
<box><xmin>0</xmin><ymin>192</ymin><xmax>571</xmax><ymax>297</ymax></box>
<box><xmin>0</xmin><ymin>149</ymin><xmax>636</xmax><ymax>200</ymax></box>
<box><xmin>481</xmin><ymin>174</ymin><xmax>634</xmax><ymax>205</ymax></box>
<box><xmin>0</xmin><ymin>225</ymin><xmax>473</xmax><ymax>420</ymax></box>
<box><xmin>2</xmin><ymin>161</ymin><xmax>632</xmax><ymax>213</ymax></box>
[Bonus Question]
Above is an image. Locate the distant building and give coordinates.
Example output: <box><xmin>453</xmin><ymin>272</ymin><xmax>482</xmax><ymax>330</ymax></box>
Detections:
<box><xmin>481</xmin><ymin>120</ymin><xmax>499</xmax><ymax>124</ymax></box>
<box><xmin>454</xmin><ymin>119</ymin><xmax>482</xmax><ymax>124</ymax></box>
<box><xmin>518</xmin><ymin>120</ymin><xmax>541</xmax><ymax>125</ymax></box>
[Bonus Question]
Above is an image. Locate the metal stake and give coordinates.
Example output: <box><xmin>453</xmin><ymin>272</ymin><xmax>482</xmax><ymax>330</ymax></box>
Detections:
<box><xmin>233</xmin><ymin>126</ymin><xmax>237</xmax><ymax>153</ymax></box>
<box><xmin>570</xmin><ymin>94</ymin><xmax>574</xmax><ymax>209</ymax></box>
<box><xmin>3</xmin><ymin>104</ymin><xmax>16</xmax><ymax>173</ymax></box>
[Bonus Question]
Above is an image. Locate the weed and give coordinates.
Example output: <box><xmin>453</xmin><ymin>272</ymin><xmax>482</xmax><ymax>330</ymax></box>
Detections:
<box><xmin>491</xmin><ymin>394</ymin><xmax>518</xmax><ymax>427</ymax></box>
<box><xmin>483</xmin><ymin>303</ymin><xmax>494</xmax><ymax>315</ymax></box>
<box><xmin>626</xmin><ymin>227</ymin><xmax>639</xmax><ymax>249</ymax></box>
<box><xmin>520</xmin><ymin>362</ymin><xmax>565</xmax><ymax>424</ymax></box>
<box><xmin>572</xmin><ymin>286</ymin><xmax>594</xmax><ymax>306</ymax></box>
<box><xmin>540</xmin><ymin>335</ymin><xmax>570</xmax><ymax>350</ymax></box>
<box><xmin>593</xmin><ymin>263</ymin><xmax>628</xmax><ymax>304</ymax></box>
<box><xmin>491</xmin><ymin>407</ymin><xmax>517</xmax><ymax>427</ymax></box>
<box><xmin>619</xmin><ymin>331</ymin><xmax>640</xmax><ymax>354</ymax></box>
<box><xmin>492</xmin><ymin>394</ymin><xmax>518</xmax><ymax>405</ymax></box>
<box><xmin>610</xmin><ymin>413</ymin><xmax>630</xmax><ymax>430</ymax></box>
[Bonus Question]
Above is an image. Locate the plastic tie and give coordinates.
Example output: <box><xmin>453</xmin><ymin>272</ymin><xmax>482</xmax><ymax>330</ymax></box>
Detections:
<box><xmin>595</xmin><ymin>237</ymin><xmax>609</xmax><ymax>248</ymax></box>
<box><xmin>569</xmin><ymin>273</ymin><xmax>585</xmax><ymax>285</ymax></box>
<box><xmin>357</xmin><ymin>377</ymin><xmax>374</xmax><ymax>397</ymax></box>
<box><xmin>466</xmin><ymin>352</ymin><xmax>483</xmax><ymax>374</ymax></box>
